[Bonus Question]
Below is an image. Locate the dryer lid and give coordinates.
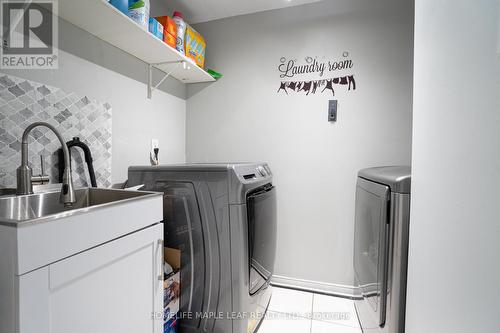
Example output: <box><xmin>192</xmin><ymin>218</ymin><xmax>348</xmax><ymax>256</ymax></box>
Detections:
<box><xmin>358</xmin><ymin>166</ymin><xmax>411</xmax><ymax>194</ymax></box>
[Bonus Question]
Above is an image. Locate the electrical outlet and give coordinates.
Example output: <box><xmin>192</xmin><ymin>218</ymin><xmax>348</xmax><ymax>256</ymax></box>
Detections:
<box><xmin>151</xmin><ymin>139</ymin><xmax>159</xmax><ymax>150</ymax></box>
<box><xmin>328</xmin><ymin>100</ymin><xmax>337</xmax><ymax>122</ymax></box>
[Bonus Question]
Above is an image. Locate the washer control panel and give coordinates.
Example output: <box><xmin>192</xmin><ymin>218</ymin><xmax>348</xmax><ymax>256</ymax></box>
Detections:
<box><xmin>236</xmin><ymin>164</ymin><xmax>272</xmax><ymax>182</ymax></box>
<box><xmin>257</xmin><ymin>166</ymin><xmax>267</xmax><ymax>177</ymax></box>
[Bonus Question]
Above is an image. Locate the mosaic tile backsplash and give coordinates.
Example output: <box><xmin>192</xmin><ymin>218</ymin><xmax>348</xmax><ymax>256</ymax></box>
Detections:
<box><xmin>0</xmin><ymin>74</ymin><xmax>112</xmax><ymax>189</ymax></box>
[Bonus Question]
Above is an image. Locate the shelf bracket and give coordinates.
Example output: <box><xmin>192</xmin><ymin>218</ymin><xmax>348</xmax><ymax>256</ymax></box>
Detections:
<box><xmin>147</xmin><ymin>60</ymin><xmax>185</xmax><ymax>99</ymax></box>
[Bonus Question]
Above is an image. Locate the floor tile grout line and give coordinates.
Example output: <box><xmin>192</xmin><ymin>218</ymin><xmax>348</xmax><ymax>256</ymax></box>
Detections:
<box><xmin>271</xmin><ymin>288</ymin><xmax>363</xmax><ymax>331</ymax></box>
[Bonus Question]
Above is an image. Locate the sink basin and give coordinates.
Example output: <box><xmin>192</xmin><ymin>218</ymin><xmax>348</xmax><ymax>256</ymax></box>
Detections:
<box><xmin>0</xmin><ymin>186</ymin><xmax>163</xmax><ymax>276</ymax></box>
<box><xmin>0</xmin><ymin>188</ymin><xmax>158</xmax><ymax>226</ymax></box>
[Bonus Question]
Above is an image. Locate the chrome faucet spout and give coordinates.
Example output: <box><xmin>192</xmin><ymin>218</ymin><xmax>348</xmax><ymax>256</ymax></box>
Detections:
<box><xmin>16</xmin><ymin>122</ymin><xmax>76</xmax><ymax>206</ymax></box>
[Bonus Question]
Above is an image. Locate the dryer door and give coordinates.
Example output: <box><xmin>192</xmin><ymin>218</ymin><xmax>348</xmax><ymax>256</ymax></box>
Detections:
<box><xmin>354</xmin><ymin>178</ymin><xmax>390</xmax><ymax>328</ymax></box>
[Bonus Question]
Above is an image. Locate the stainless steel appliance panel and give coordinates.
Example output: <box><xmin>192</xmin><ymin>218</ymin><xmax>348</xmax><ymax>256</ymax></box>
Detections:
<box><xmin>354</xmin><ymin>166</ymin><xmax>411</xmax><ymax>333</ymax></box>
<box><xmin>354</xmin><ymin>178</ymin><xmax>390</xmax><ymax>328</ymax></box>
<box><xmin>247</xmin><ymin>184</ymin><xmax>277</xmax><ymax>295</ymax></box>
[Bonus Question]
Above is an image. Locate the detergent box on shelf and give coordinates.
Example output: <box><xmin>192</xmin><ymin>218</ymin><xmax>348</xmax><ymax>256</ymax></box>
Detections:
<box><xmin>185</xmin><ymin>25</ymin><xmax>206</xmax><ymax>68</ymax></box>
<box><xmin>148</xmin><ymin>18</ymin><xmax>164</xmax><ymax>40</ymax></box>
<box><xmin>155</xmin><ymin>16</ymin><xmax>177</xmax><ymax>49</ymax></box>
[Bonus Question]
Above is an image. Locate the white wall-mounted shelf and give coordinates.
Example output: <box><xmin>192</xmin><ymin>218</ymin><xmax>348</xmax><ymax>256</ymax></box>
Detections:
<box><xmin>58</xmin><ymin>0</ymin><xmax>215</xmax><ymax>97</ymax></box>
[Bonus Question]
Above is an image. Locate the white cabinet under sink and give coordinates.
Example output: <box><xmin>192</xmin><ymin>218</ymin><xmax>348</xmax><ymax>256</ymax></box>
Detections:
<box><xmin>18</xmin><ymin>224</ymin><xmax>163</xmax><ymax>333</ymax></box>
<box><xmin>0</xmin><ymin>188</ymin><xmax>164</xmax><ymax>333</ymax></box>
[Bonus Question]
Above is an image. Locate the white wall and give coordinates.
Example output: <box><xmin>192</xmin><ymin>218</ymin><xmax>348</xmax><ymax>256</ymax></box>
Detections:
<box><xmin>406</xmin><ymin>1</ymin><xmax>500</xmax><ymax>332</ymax></box>
<box><xmin>1</xmin><ymin>14</ymin><xmax>186</xmax><ymax>184</ymax></box>
<box><xmin>187</xmin><ymin>0</ymin><xmax>413</xmax><ymax>290</ymax></box>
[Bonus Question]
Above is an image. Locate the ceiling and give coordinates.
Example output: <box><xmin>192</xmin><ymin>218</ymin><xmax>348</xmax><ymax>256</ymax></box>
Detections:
<box><xmin>150</xmin><ymin>0</ymin><xmax>324</xmax><ymax>24</ymax></box>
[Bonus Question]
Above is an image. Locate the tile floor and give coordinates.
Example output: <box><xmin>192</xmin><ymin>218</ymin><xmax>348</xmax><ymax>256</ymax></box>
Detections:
<box><xmin>258</xmin><ymin>287</ymin><xmax>361</xmax><ymax>333</ymax></box>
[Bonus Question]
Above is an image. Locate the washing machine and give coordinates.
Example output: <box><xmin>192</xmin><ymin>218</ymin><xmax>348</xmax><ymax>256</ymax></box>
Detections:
<box><xmin>128</xmin><ymin>163</ymin><xmax>277</xmax><ymax>333</ymax></box>
<box><xmin>353</xmin><ymin>166</ymin><xmax>411</xmax><ymax>333</ymax></box>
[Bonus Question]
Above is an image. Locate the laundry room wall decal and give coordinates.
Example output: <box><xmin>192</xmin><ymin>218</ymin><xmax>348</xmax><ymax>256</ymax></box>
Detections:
<box><xmin>277</xmin><ymin>76</ymin><xmax>356</xmax><ymax>96</ymax></box>
<box><xmin>277</xmin><ymin>53</ymin><xmax>357</xmax><ymax>96</ymax></box>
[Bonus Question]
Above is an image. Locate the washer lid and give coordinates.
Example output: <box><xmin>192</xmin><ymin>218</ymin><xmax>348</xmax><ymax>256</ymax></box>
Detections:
<box><xmin>358</xmin><ymin>166</ymin><xmax>411</xmax><ymax>194</ymax></box>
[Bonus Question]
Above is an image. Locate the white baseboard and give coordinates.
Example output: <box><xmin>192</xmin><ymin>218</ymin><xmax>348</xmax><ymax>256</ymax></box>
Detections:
<box><xmin>271</xmin><ymin>275</ymin><xmax>361</xmax><ymax>299</ymax></box>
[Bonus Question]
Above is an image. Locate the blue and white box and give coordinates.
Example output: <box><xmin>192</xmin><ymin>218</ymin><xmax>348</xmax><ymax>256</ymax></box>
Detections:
<box><xmin>149</xmin><ymin>18</ymin><xmax>164</xmax><ymax>40</ymax></box>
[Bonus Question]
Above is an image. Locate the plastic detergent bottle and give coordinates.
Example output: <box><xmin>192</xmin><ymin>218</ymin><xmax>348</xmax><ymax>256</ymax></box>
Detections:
<box><xmin>109</xmin><ymin>0</ymin><xmax>128</xmax><ymax>15</ymax></box>
<box><xmin>172</xmin><ymin>11</ymin><xmax>186</xmax><ymax>54</ymax></box>
<box><xmin>128</xmin><ymin>0</ymin><xmax>150</xmax><ymax>28</ymax></box>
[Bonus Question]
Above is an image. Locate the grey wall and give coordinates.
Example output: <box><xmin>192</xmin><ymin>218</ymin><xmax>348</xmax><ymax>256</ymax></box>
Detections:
<box><xmin>186</xmin><ymin>0</ymin><xmax>413</xmax><ymax>290</ymax></box>
<box><xmin>1</xmin><ymin>13</ymin><xmax>187</xmax><ymax>184</ymax></box>
<box><xmin>406</xmin><ymin>1</ymin><xmax>500</xmax><ymax>332</ymax></box>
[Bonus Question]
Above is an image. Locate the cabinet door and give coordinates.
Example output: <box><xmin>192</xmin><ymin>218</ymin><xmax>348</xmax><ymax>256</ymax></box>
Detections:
<box><xmin>17</xmin><ymin>224</ymin><xmax>164</xmax><ymax>333</ymax></box>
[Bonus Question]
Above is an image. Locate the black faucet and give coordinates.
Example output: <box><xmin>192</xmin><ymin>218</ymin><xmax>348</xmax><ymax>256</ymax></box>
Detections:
<box><xmin>58</xmin><ymin>137</ymin><xmax>97</xmax><ymax>187</ymax></box>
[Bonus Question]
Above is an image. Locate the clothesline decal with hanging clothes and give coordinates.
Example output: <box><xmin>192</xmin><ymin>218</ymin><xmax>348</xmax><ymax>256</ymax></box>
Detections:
<box><xmin>277</xmin><ymin>75</ymin><xmax>356</xmax><ymax>96</ymax></box>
